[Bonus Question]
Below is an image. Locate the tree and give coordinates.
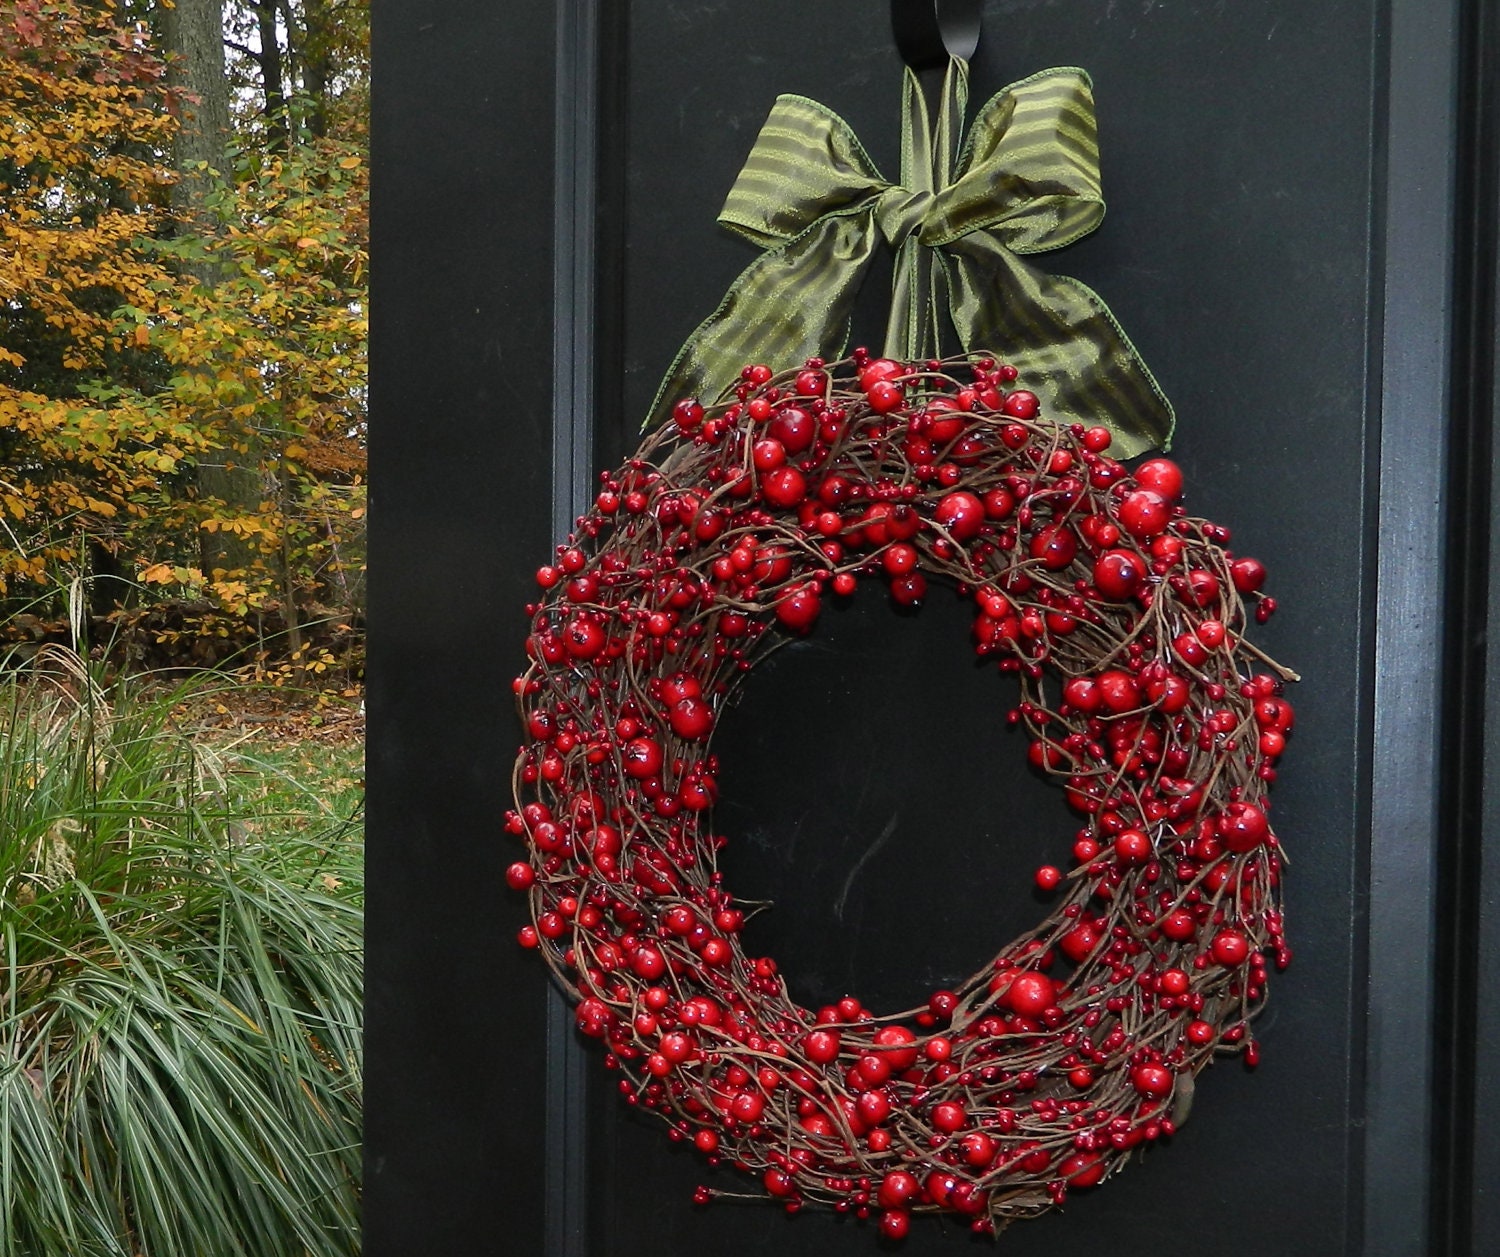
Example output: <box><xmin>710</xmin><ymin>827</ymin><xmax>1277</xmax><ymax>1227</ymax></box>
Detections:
<box><xmin>0</xmin><ymin>0</ymin><xmax>199</xmax><ymax>596</ymax></box>
<box><xmin>160</xmin><ymin>0</ymin><xmax>266</xmax><ymax>581</ymax></box>
<box><xmin>0</xmin><ymin>0</ymin><xmax>368</xmax><ymax>666</ymax></box>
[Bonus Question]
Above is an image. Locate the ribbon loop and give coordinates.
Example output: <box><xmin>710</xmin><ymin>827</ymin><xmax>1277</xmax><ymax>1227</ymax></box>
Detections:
<box><xmin>645</xmin><ymin>62</ymin><xmax>1175</xmax><ymax>456</ymax></box>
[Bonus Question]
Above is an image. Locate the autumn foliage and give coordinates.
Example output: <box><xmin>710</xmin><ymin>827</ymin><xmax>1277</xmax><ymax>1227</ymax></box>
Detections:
<box><xmin>0</xmin><ymin>0</ymin><xmax>366</xmax><ymax>671</ymax></box>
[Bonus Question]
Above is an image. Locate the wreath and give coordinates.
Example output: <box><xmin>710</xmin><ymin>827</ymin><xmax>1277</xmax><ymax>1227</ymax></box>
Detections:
<box><xmin>504</xmin><ymin>352</ymin><xmax>1295</xmax><ymax>1240</ymax></box>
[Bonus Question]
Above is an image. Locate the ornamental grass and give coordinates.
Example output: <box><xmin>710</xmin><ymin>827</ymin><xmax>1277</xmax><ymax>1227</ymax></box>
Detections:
<box><xmin>0</xmin><ymin>648</ymin><xmax>361</xmax><ymax>1257</ymax></box>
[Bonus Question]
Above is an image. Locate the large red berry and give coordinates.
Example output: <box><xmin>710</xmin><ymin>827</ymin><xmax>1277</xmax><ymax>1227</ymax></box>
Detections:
<box><xmin>1134</xmin><ymin>457</ymin><xmax>1184</xmax><ymax>501</ymax></box>
<box><xmin>761</xmin><ymin>466</ymin><xmax>808</xmax><ymax>508</ymax></box>
<box><xmin>1211</xmin><ymin>929</ymin><xmax>1250</xmax><ymax>966</ymax></box>
<box><xmin>1093</xmin><ymin>548</ymin><xmax>1146</xmax><ymax>600</ymax></box>
<box><xmin>1029</xmin><ymin>524</ymin><xmax>1078</xmax><ymax>570</ymax></box>
<box><xmin>1131</xmin><ymin>1064</ymin><xmax>1174</xmax><ymax>1098</ymax></box>
<box><xmin>668</xmin><ymin>696</ymin><xmax>713</xmax><ymax>741</ymax></box>
<box><xmin>934</xmin><ymin>489</ymin><xmax>984</xmax><ymax>540</ymax></box>
<box><xmin>1230</xmin><ymin>556</ymin><xmax>1268</xmax><ymax>593</ymax></box>
<box><xmin>671</xmin><ymin>397</ymin><xmax>704</xmax><ymax>431</ymax></box>
<box><xmin>1058</xmin><ymin>1151</ymin><xmax>1105</xmax><ymax>1188</ymax></box>
<box><xmin>775</xmin><ymin>582</ymin><xmax>822</xmax><ymax>633</ymax></box>
<box><xmin>1118</xmin><ymin>489</ymin><xmax>1170</xmax><ymax>539</ymax></box>
<box><xmin>1003</xmin><ymin>972</ymin><xmax>1057</xmax><ymax>1017</ymax></box>
<box><xmin>768</xmin><ymin>405</ymin><xmax>816</xmax><ymax>453</ymax></box>
<box><xmin>1001</xmin><ymin>389</ymin><xmax>1039</xmax><ymax>419</ymax></box>
<box><xmin>622</xmin><ymin>737</ymin><xmax>664</xmax><ymax>779</ymax></box>
<box><xmin>877</xmin><ymin>1170</ymin><xmax>920</xmax><ymax>1208</ymax></box>
<box><xmin>866</xmin><ymin>379</ymin><xmax>905</xmax><ymax>413</ymax></box>
<box><xmin>857</xmin><ymin>358</ymin><xmax>903</xmax><ymax>389</ymax></box>
<box><xmin>1218</xmin><ymin>800</ymin><xmax>1271</xmax><ymax>852</ymax></box>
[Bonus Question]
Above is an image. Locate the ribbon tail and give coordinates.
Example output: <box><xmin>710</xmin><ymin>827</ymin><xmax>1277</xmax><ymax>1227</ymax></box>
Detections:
<box><xmin>644</xmin><ymin>214</ymin><xmax>881</xmax><ymax>430</ymax></box>
<box><xmin>942</xmin><ymin>235</ymin><xmax>1176</xmax><ymax>457</ymax></box>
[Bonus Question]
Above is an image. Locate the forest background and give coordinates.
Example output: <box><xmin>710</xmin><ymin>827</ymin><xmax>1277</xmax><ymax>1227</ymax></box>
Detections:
<box><xmin>0</xmin><ymin>0</ymin><xmax>368</xmax><ymax>685</ymax></box>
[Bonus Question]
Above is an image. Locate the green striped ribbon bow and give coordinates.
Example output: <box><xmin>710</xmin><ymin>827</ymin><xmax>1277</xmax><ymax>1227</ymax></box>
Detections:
<box><xmin>645</xmin><ymin>61</ymin><xmax>1174</xmax><ymax>457</ymax></box>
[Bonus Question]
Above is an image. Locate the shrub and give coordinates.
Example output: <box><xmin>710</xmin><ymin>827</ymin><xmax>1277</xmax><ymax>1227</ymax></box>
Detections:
<box><xmin>0</xmin><ymin>649</ymin><xmax>361</xmax><ymax>1256</ymax></box>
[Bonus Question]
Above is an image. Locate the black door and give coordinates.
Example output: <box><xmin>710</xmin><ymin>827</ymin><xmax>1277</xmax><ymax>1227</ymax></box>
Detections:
<box><xmin>368</xmin><ymin>2</ymin><xmax>1498</xmax><ymax>1254</ymax></box>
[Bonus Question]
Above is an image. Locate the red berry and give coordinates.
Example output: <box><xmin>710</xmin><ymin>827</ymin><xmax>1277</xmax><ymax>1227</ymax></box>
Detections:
<box><xmin>1058</xmin><ymin>1151</ymin><xmax>1105</xmax><ymax>1188</ymax></box>
<box><xmin>762</xmin><ymin>466</ymin><xmax>808</xmax><ymax>508</ymax></box>
<box><xmin>983</xmin><ymin>487</ymin><xmax>1016</xmax><ymax>519</ymax></box>
<box><xmin>763</xmin><ymin>1168</ymin><xmax>795</xmax><ymax>1197</ymax></box>
<box><xmin>1196</xmin><ymin>619</ymin><xmax>1227</xmax><ymax>648</ymax></box>
<box><xmin>1060</xmin><ymin>922</ymin><xmax>1100</xmax><ymax>962</ymax></box>
<box><xmin>1062</xmin><ymin>677</ymin><xmax>1101</xmax><ymax>712</ymax></box>
<box><xmin>1131</xmin><ymin>1064</ymin><xmax>1174</xmax><ymax>1098</ymax></box>
<box><xmin>1003</xmin><ymin>972</ymin><xmax>1057</xmax><ymax>1017</ymax></box>
<box><xmin>1158</xmin><ymin>912</ymin><xmax>1194</xmax><ymax>942</ymax></box>
<box><xmin>1096</xmin><ymin>669</ymin><xmax>1140</xmax><ymax>713</ymax></box>
<box><xmin>877</xmin><ymin>1170</ymin><xmax>920</xmax><ymax>1208</ymax></box>
<box><xmin>672</xmin><ymin>398</ymin><xmax>704</xmax><ymax>431</ymax></box>
<box><xmin>668</xmin><ymin>696</ymin><xmax>714</xmax><ymax>741</ymax></box>
<box><xmin>794</xmin><ymin>368</ymin><xmax>827</xmax><ymax>396</ymax></box>
<box><xmin>1118</xmin><ymin>489</ymin><xmax>1170</xmax><ymax>539</ymax></box>
<box><xmin>1173</xmin><ymin>632</ymin><xmax>1209</xmax><ymax>667</ymax></box>
<box><xmin>622</xmin><ymin>737</ymin><xmax>664</xmax><ymax>779</ymax></box>
<box><xmin>872</xmin><ymin>1025</ymin><xmax>919</xmax><ymax>1070</ymax></box>
<box><xmin>1035</xmin><ymin>864</ymin><xmax>1063</xmax><ymax>891</ymax></box>
<box><xmin>1211</xmin><ymin>929</ymin><xmax>1250</xmax><ymax>966</ymax></box>
<box><xmin>934</xmin><ymin>489</ymin><xmax>985</xmax><ymax>540</ymax></box>
<box><xmin>768</xmin><ymin>405</ymin><xmax>816</xmax><ymax>453</ymax></box>
<box><xmin>1093</xmin><ymin>549</ymin><xmax>1146</xmax><ymax>600</ymax></box>
<box><xmin>866</xmin><ymin>379</ymin><xmax>905</xmax><ymax>413</ymax></box>
<box><xmin>1218</xmin><ymin>800</ymin><xmax>1270</xmax><ymax>852</ymax></box>
<box><xmin>889</xmin><ymin>571</ymin><xmax>927</xmax><ymax>607</ymax></box>
<box><xmin>1185</xmin><ymin>568</ymin><xmax>1221</xmax><ymax>607</ymax></box>
<box><xmin>857</xmin><ymin>1091</ymin><xmax>891</xmax><ymax>1126</ymax></box>
<box><xmin>1029</xmin><ymin>524</ymin><xmax>1078</xmax><ymax>570</ymax></box>
<box><xmin>1134</xmin><ymin>457</ymin><xmax>1184</xmax><ymax>501</ymax></box>
<box><xmin>802</xmin><ymin>1029</ymin><xmax>841</xmax><ymax>1063</ymax></box>
<box><xmin>857</xmin><ymin>358</ymin><xmax>903</xmax><ymax>389</ymax></box>
<box><xmin>751</xmin><ymin>437</ymin><xmax>786</xmax><ymax>471</ymax></box>
<box><xmin>1114</xmin><ymin>828</ymin><xmax>1152</xmax><ymax>864</ymax></box>
<box><xmin>775</xmin><ymin>582</ymin><xmax>822</xmax><ymax>633</ymax></box>
<box><xmin>1001</xmin><ymin>389</ymin><xmax>1039</xmax><ymax>419</ymax></box>
<box><xmin>729</xmin><ymin>1091</ymin><xmax>765</xmax><ymax>1123</ymax></box>
<box><xmin>960</xmin><ymin>1131</ymin><xmax>997</xmax><ymax>1167</ymax></box>
<box><xmin>1230</xmin><ymin>556</ymin><xmax>1268</xmax><ymax>593</ymax></box>
<box><xmin>882</xmin><ymin>542</ymin><xmax>917</xmax><ymax>575</ymax></box>
<box><xmin>1159</xmin><ymin>967</ymin><xmax>1191</xmax><ymax>996</ymax></box>
<box><xmin>504</xmin><ymin>861</ymin><xmax>535</xmax><ymax>891</ymax></box>
<box><xmin>563</xmin><ymin>616</ymin><xmax>605</xmax><ymax>659</ymax></box>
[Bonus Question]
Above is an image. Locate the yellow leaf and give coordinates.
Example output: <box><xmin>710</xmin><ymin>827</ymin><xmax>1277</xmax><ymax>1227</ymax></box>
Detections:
<box><xmin>296</xmin><ymin>237</ymin><xmax>318</xmax><ymax>249</ymax></box>
<box><xmin>338</xmin><ymin>157</ymin><xmax>361</xmax><ymax>170</ymax></box>
<box><xmin>139</xmin><ymin>562</ymin><xmax>174</xmax><ymax>584</ymax></box>
<box><xmin>133</xmin><ymin>324</ymin><xmax>150</xmax><ymax>347</ymax></box>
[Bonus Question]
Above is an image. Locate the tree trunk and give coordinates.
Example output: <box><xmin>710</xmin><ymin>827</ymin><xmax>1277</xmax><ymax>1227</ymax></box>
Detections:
<box><xmin>299</xmin><ymin>0</ymin><xmax>333</xmax><ymax>139</ymax></box>
<box><xmin>160</xmin><ymin>0</ymin><xmax>231</xmax><ymax>214</ymax></box>
<box><xmin>159</xmin><ymin>0</ymin><xmax>264</xmax><ymax>581</ymax></box>
<box><xmin>253</xmin><ymin>2</ymin><xmax>289</xmax><ymax>149</ymax></box>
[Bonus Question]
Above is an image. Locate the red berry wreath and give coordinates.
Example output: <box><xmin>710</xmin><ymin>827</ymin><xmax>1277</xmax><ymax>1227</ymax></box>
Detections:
<box><xmin>504</xmin><ymin>353</ymin><xmax>1295</xmax><ymax>1241</ymax></box>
